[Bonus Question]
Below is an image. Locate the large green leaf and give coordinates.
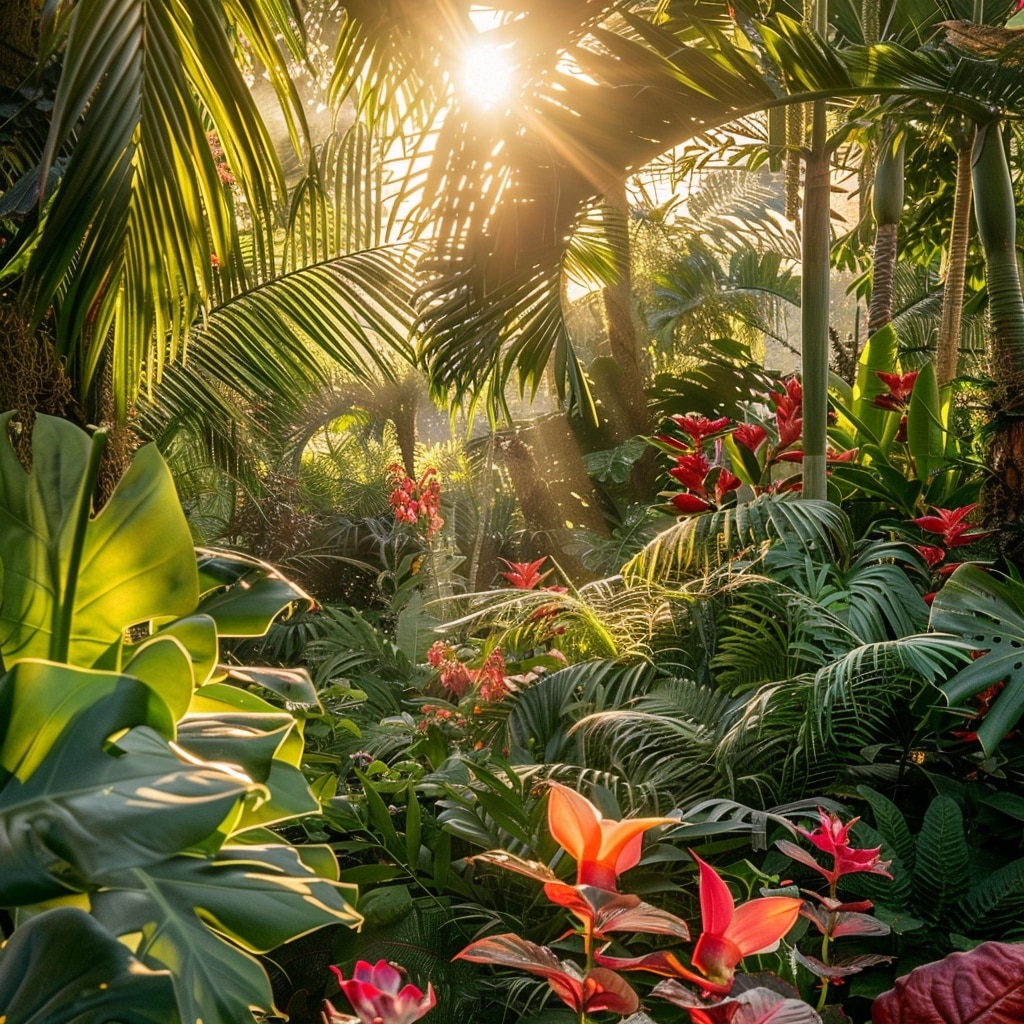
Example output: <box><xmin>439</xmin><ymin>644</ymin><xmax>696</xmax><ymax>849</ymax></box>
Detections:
<box><xmin>929</xmin><ymin>565</ymin><xmax>1024</xmax><ymax>754</ymax></box>
<box><xmin>0</xmin><ymin>699</ymin><xmax>256</xmax><ymax>905</ymax></box>
<box><xmin>906</xmin><ymin>360</ymin><xmax>944</xmax><ymax>482</ymax></box>
<box><xmin>0</xmin><ymin>413</ymin><xmax>199</xmax><ymax>669</ymax></box>
<box><xmin>92</xmin><ymin>846</ymin><xmax>360</xmax><ymax>1024</ymax></box>
<box><xmin>0</xmin><ymin>906</ymin><xmax>178</xmax><ymax>1024</ymax></box>
<box><xmin>0</xmin><ymin>659</ymin><xmax>176</xmax><ymax>783</ymax></box>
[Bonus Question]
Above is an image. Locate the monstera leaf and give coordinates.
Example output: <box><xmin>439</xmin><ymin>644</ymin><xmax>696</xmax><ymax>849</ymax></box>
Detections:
<box><xmin>0</xmin><ymin>907</ymin><xmax>179</xmax><ymax>1024</ymax></box>
<box><xmin>0</xmin><ymin>413</ymin><xmax>198</xmax><ymax>669</ymax></box>
<box><xmin>0</xmin><ymin>689</ymin><xmax>259</xmax><ymax>906</ymax></box>
<box><xmin>91</xmin><ymin>846</ymin><xmax>360</xmax><ymax>1024</ymax></box>
<box><xmin>929</xmin><ymin>565</ymin><xmax>1024</xmax><ymax>753</ymax></box>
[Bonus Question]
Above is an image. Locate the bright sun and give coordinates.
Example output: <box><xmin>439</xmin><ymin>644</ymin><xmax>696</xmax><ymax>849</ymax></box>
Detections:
<box><xmin>458</xmin><ymin>41</ymin><xmax>515</xmax><ymax>111</ymax></box>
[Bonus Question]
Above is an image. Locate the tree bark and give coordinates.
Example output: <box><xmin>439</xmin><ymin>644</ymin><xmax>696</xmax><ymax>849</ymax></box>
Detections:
<box><xmin>936</xmin><ymin>130</ymin><xmax>975</xmax><ymax>386</ymax></box>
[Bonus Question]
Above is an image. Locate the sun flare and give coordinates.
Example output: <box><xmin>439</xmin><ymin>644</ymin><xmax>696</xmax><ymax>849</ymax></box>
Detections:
<box><xmin>458</xmin><ymin>40</ymin><xmax>515</xmax><ymax>111</ymax></box>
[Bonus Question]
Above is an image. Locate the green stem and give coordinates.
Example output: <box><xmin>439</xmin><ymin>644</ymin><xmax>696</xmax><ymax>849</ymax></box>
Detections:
<box><xmin>52</xmin><ymin>427</ymin><xmax>107</xmax><ymax>662</ymax></box>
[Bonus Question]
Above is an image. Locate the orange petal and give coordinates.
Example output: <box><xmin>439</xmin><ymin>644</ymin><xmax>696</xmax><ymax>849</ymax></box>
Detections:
<box><xmin>547</xmin><ymin>783</ymin><xmax>602</xmax><ymax>862</ymax></box>
<box><xmin>693</xmin><ymin>852</ymin><xmax>735</xmax><ymax>935</ymax></box>
<box><xmin>600</xmin><ymin>816</ymin><xmax>675</xmax><ymax>875</ymax></box>
<box><xmin>726</xmin><ymin>897</ymin><xmax>802</xmax><ymax>956</ymax></box>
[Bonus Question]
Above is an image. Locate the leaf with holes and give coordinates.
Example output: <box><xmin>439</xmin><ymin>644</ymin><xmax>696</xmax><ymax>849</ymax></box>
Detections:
<box><xmin>929</xmin><ymin>565</ymin><xmax>1024</xmax><ymax>753</ymax></box>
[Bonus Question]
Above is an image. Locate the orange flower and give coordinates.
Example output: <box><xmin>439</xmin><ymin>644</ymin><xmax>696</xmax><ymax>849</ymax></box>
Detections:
<box><xmin>690</xmin><ymin>853</ymin><xmax>802</xmax><ymax>989</ymax></box>
<box><xmin>547</xmin><ymin>782</ymin><xmax>674</xmax><ymax>891</ymax></box>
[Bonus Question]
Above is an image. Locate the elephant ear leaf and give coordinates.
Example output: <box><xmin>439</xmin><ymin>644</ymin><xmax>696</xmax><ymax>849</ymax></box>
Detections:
<box><xmin>0</xmin><ymin>413</ymin><xmax>198</xmax><ymax>670</ymax></box>
<box><xmin>929</xmin><ymin>565</ymin><xmax>1024</xmax><ymax>754</ymax></box>
<box><xmin>872</xmin><ymin>941</ymin><xmax>1024</xmax><ymax>1023</ymax></box>
<box><xmin>0</xmin><ymin>906</ymin><xmax>179</xmax><ymax>1024</ymax></box>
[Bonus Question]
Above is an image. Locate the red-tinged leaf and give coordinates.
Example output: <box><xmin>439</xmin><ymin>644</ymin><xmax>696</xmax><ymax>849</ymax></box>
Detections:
<box><xmin>454</xmin><ymin>933</ymin><xmax>563</xmax><ymax>978</ymax></box>
<box><xmin>872</xmin><ymin>941</ymin><xmax>1024</xmax><ymax>1024</ymax></box>
<box><xmin>545</xmin><ymin>884</ymin><xmax>690</xmax><ymax>940</ymax></box>
<box><xmin>799</xmin><ymin>904</ymin><xmax>890</xmax><ymax>939</ymax></box>
<box><xmin>547</xmin><ymin>967</ymin><xmax>638</xmax><ymax>1016</ymax></box>
<box><xmin>468</xmin><ymin>850</ymin><xmax>558</xmax><ymax>884</ymax></box>
<box><xmin>793</xmin><ymin>949</ymin><xmax>893</xmax><ymax>979</ymax></box>
<box><xmin>652</xmin><ymin>981</ymin><xmax>822</xmax><ymax>1023</ymax></box>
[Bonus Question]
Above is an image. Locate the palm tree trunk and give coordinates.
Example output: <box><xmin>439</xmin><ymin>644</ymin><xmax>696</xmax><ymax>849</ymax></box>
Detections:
<box><xmin>801</xmin><ymin>97</ymin><xmax>830</xmax><ymax>501</ymax></box>
<box><xmin>600</xmin><ymin>178</ymin><xmax>648</xmax><ymax>438</ymax></box>
<box><xmin>936</xmin><ymin>128</ymin><xmax>975</xmax><ymax>386</ymax></box>
<box><xmin>972</xmin><ymin>121</ymin><xmax>1024</xmax><ymax>554</ymax></box>
<box><xmin>867</xmin><ymin>137</ymin><xmax>904</xmax><ymax>336</ymax></box>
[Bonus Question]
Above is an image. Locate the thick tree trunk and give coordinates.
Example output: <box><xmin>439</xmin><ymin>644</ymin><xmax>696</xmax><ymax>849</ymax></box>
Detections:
<box><xmin>0</xmin><ymin>0</ymin><xmax>37</xmax><ymax>89</ymax></box>
<box><xmin>972</xmin><ymin>122</ymin><xmax>1024</xmax><ymax>559</ymax></box>
<box><xmin>936</xmin><ymin>131</ymin><xmax>975</xmax><ymax>386</ymax></box>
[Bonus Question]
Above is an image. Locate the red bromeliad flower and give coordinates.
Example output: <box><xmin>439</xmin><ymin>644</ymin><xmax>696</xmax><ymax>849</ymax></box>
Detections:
<box><xmin>776</xmin><ymin>808</ymin><xmax>893</xmax><ymax>890</ymax></box>
<box><xmin>547</xmin><ymin>782</ymin><xmax>674</xmax><ymax>891</ymax></box>
<box><xmin>917</xmin><ymin>544</ymin><xmax>946</xmax><ymax>568</ymax></box>
<box><xmin>326</xmin><ymin>961</ymin><xmax>436</xmax><ymax>1024</ymax></box>
<box><xmin>670</xmin><ymin>415</ymin><xmax>732</xmax><ymax>446</ymax></box>
<box><xmin>714</xmin><ymin>469</ymin><xmax>742</xmax><ymax>505</ymax></box>
<box><xmin>388</xmin><ymin>465</ymin><xmax>444</xmax><ymax>539</ymax></box>
<box><xmin>912</xmin><ymin>503</ymin><xmax>993</xmax><ymax>548</ymax></box>
<box><xmin>768</xmin><ymin>377</ymin><xmax>803</xmax><ymax>450</ymax></box>
<box><xmin>500</xmin><ymin>557</ymin><xmax>550</xmax><ymax>589</ymax></box>
<box><xmin>873</xmin><ymin>370</ymin><xmax>919</xmax><ymax>411</ymax></box>
<box><xmin>733</xmin><ymin>423</ymin><xmax>767</xmax><ymax>452</ymax></box>
<box><xmin>689</xmin><ymin>853</ymin><xmax>802</xmax><ymax>990</ymax></box>
<box><xmin>670</xmin><ymin>452</ymin><xmax>712</xmax><ymax>495</ymax></box>
<box><xmin>671</xmin><ymin>492</ymin><xmax>714</xmax><ymax>514</ymax></box>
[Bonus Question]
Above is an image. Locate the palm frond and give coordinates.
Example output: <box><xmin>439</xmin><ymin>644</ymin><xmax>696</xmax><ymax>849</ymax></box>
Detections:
<box><xmin>623</xmin><ymin>494</ymin><xmax>853</xmax><ymax>582</ymax></box>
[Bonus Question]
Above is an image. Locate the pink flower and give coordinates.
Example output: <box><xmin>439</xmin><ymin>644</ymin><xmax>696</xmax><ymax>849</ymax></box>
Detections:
<box><xmin>912</xmin><ymin>504</ymin><xmax>993</xmax><ymax>548</ymax></box>
<box><xmin>670</xmin><ymin>415</ymin><xmax>732</xmax><ymax>446</ymax></box>
<box><xmin>733</xmin><ymin>424</ymin><xmax>767</xmax><ymax>452</ymax></box>
<box><xmin>776</xmin><ymin>808</ymin><xmax>893</xmax><ymax>889</ymax></box>
<box><xmin>327</xmin><ymin>961</ymin><xmax>435</xmax><ymax>1024</ymax></box>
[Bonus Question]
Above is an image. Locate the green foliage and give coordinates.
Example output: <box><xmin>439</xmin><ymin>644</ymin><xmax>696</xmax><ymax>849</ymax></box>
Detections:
<box><xmin>0</xmin><ymin>415</ymin><xmax>360</xmax><ymax>1023</ymax></box>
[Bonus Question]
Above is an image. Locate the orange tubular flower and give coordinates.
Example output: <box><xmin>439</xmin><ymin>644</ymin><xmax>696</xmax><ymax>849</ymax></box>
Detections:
<box><xmin>690</xmin><ymin>853</ymin><xmax>802</xmax><ymax>989</ymax></box>
<box><xmin>547</xmin><ymin>782</ymin><xmax>675</xmax><ymax>891</ymax></box>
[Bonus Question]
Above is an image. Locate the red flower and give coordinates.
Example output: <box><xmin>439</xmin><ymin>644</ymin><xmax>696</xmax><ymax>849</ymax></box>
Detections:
<box><xmin>714</xmin><ymin>469</ymin><xmax>741</xmax><ymax>505</ymax></box>
<box><xmin>671</xmin><ymin>493</ymin><xmax>714</xmax><ymax>515</ymax></box>
<box><xmin>689</xmin><ymin>853</ymin><xmax>802</xmax><ymax>990</ymax></box>
<box><xmin>916</xmin><ymin>545</ymin><xmax>946</xmax><ymax>568</ymax></box>
<box><xmin>912</xmin><ymin>504</ymin><xmax>993</xmax><ymax>548</ymax></box>
<box><xmin>670</xmin><ymin>415</ymin><xmax>731</xmax><ymax>446</ymax></box>
<box><xmin>873</xmin><ymin>370</ymin><xmax>918</xmax><ymax>411</ymax></box>
<box><xmin>733</xmin><ymin>423</ymin><xmax>767</xmax><ymax>452</ymax></box>
<box><xmin>776</xmin><ymin>808</ymin><xmax>893</xmax><ymax>889</ymax></box>
<box><xmin>327</xmin><ymin>961</ymin><xmax>435</xmax><ymax>1024</ymax></box>
<box><xmin>546</xmin><ymin>782</ymin><xmax>674</xmax><ymax>891</ymax></box>
<box><xmin>500</xmin><ymin>557</ymin><xmax>550</xmax><ymax>589</ymax></box>
<box><xmin>669</xmin><ymin>452</ymin><xmax>712</xmax><ymax>495</ymax></box>
<box><xmin>768</xmin><ymin>378</ymin><xmax>803</xmax><ymax>450</ymax></box>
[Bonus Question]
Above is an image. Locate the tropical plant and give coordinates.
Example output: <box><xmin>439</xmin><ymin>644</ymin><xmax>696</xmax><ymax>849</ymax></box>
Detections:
<box><xmin>0</xmin><ymin>412</ymin><xmax>362</xmax><ymax>1023</ymax></box>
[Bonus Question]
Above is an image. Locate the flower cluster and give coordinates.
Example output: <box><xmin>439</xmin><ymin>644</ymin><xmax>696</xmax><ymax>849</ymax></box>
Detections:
<box><xmin>456</xmin><ymin>783</ymin><xmax>803</xmax><ymax>1020</ymax></box>
<box><xmin>910</xmin><ymin>503</ymin><xmax>993</xmax><ymax>602</ymax></box>
<box><xmin>425</xmin><ymin>641</ymin><xmax>508</xmax><ymax>701</ymax></box>
<box><xmin>388</xmin><ymin>465</ymin><xmax>444</xmax><ymax>540</ymax></box>
<box><xmin>776</xmin><ymin>807</ymin><xmax>893</xmax><ymax>1006</ymax></box>
<box><xmin>207</xmin><ymin>130</ymin><xmax>236</xmax><ymax>185</ymax></box>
